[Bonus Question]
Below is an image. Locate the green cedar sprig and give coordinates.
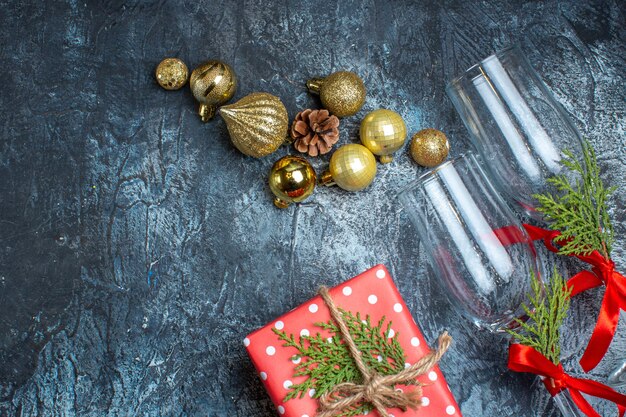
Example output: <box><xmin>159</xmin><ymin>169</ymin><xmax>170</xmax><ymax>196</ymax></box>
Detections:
<box><xmin>273</xmin><ymin>309</ymin><xmax>406</xmax><ymax>417</ymax></box>
<box><xmin>534</xmin><ymin>140</ymin><xmax>616</xmax><ymax>260</ymax></box>
<box><xmin>506</xmin><ymin>269</ymin><xmax>572</xmax><ymax>365</ymax></box>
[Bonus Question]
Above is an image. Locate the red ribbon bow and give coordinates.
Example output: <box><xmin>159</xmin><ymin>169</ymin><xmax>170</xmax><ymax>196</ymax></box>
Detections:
<box><xmin>523</xmin><ymin>224</ymin><xmax>626</xmax><ymax>372</ymax></box>
<box><xmin>508</xmin><ymin>344</ymin><xmax>626</xmax><ymax>417</ymax></box>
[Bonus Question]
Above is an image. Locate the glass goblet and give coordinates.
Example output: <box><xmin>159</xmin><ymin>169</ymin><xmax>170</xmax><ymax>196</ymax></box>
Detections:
<box><xmin>399</xmin><ymin>152</ymin><xmax>591</xmax><ymax>417</ymax></box>
<box><xmin>608</xmin><ymin>361</ymin><xmax>626</xmax><ymax>388</ymax></box>
<box><xmin>446</xmin><ymin>45</ymin><xmax>584</xmax><ymax>220</ymax></box>
<box><xmin>398</xmin><ymin>152</ymin><xmax>539</xmax><ymax>332</ymax></box>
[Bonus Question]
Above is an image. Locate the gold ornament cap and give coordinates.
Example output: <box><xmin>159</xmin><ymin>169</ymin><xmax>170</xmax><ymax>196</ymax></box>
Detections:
<box><xmin>219</xmin><ymin>92</ymin><xmax>289</xmax><ymax>158</ymax></box>
<box><xmin>359</xmin><ymin>109</ymin><xmax>407</xmax><ymax>164</ymax></box>
<box><xmin>268</xmin><ymin>155</ymin><xmax>317</xmax><ymax>208</ymax></box>
<box><xmin>307</xmin><ymin>71</ymin><xmax>366</xmax><ymax>118</ymax></box>
<box><xmin>155</xmin><ymin>58</ymin><xmax>188</xmax><ymax>90</ymax></box>
<box><xmin>190</xmin><ymin>60</ymin><xmax>237</xmax><ymax>122</ymax></box>
<box><xmin>410</xmin><ymin>128</ymin><xmax>450</xmax><ymax>167</ymax></box>
<box><xmin>321</xmin><ymin>144</ymin><xmax>377</xmax><ymax>192</ymax></box>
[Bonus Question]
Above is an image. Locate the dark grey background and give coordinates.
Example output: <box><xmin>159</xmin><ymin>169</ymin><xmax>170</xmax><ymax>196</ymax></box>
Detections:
<box><xmin>0</xmin><ymin>0</ymin><xmax>624</xmax><ymax>416</ymax></box>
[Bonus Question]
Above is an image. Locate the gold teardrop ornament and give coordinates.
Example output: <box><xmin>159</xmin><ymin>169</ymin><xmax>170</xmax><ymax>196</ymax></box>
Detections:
<box><xmin>360</xmin><ymin>109</ymin><xmax>407</xmax><ymax>164</ymax></box>
<box><xmin>219</xmin><ymin>92</ymin><xmax>289</xmax><ymax>158</ymax></box>
<box><xmin>319</xmin><ymin>144</ymin><xmax>377</xmax><ymax>192</ymax></box>
<box><xmin>268</xmin><ymin>155</ymin><xmax>317</xmax><ymax>208</ymax></box>
<box><xmin>190</xmin><ymin>60</ymin><xmax>237</xmax><ymax>122</ymax></box>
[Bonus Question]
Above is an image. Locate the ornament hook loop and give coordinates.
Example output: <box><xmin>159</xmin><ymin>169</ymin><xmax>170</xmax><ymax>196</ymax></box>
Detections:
<box><xmin>306</xmin><ymin>77</ymin><xmax>325</xmax><ymax>94</ymax></box>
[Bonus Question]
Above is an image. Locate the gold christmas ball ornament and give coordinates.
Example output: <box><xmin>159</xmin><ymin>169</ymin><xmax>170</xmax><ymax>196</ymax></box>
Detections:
<box><xmin>410</xmin><ymin>128</ymin><xmax>450</xmax><ymax>167</ymax></box>
<box><xmin>306</xmin><ymin>71</ymin><xmax>366</xmax><ymax>118</ymax></box>
<box><xmin>190</xmin><ymin>60</ymin><xmax>237</xmax><ymax>122</ymax></box>
<box><xmin>219</xmin><ymin>92</ymin><xmax>289</xmax><ymax>158</ymax></box>
<box><xmin>268</xmin><ymin>155</ymin><xmax>317</xmax><ymax>209</ymax></box>
<box><xmin>155</xmin><ymin>58</ymin><xmax>188</xmax><ymax>90</ymax></box>
<box><xmin>359</xmin><ymin>109</ymin><xmax>407</xmax><ymax>164</ymax></box>
<box><xmin>319</xmin><ymin>144</ymin><xmax>377</xmax><ymax>192</ymax></box>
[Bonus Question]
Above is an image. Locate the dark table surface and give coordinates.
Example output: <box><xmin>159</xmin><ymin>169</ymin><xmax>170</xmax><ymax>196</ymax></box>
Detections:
<box><xmin>0</xmin><ymin>1</ymin><xmax>624</xmax><ymax>416</ymax></box>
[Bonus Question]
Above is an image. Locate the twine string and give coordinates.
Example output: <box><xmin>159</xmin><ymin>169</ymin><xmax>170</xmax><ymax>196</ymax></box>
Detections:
<box><xmin>316</xmin><ymin>286</ymin><xmax>452</xmax><ymax>417</ymax></box>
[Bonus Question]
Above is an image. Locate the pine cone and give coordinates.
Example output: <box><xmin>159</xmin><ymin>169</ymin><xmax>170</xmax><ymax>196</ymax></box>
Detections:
<box><xmin>291</xmin><ymin>109</ymin><xmax>340</xmax><ymax>157</ymax></box>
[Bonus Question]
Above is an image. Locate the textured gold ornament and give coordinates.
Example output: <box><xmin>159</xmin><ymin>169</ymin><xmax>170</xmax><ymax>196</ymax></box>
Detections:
<box><xmin>190</xmin><ymin>60</ymin><xmax>237</xmax><ymax>122</ymax></box>
<box><xmin>360</xmin><ymin>109</ymin><xmax>407</xmax><ymax>164</ymax></box>
<box><xmin>219</xmin><ymin>92</ymin><xmax>289</xmax><ymax>158</ymax></box>
<box><xmin>410</xmin><ymin>128</ymin><xmax>450</xmax><ymax>167</ymax></box>
<box><xmin>307</xmin><ymin>71</ymin><xmax>366</xmax><ymax>118</ymax></box>
<box><xmin>155</xmin><ymin>58</ymin><xmax>188</xmax><ymax>90</ymax></box>
<box><xmin>268</xmin><ymin>155</ymin><xmax>317</xmax><ymax>208</ymax></box>
<box><xmin>319</xmin><ymin>144</ymin><xmax>377</xmax><ymax>192</ymax></box>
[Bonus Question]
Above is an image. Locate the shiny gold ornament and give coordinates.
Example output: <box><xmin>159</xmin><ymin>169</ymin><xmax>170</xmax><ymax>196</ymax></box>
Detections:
<box><xmin>307</xmin><ymin>71</ymin><xmax>366</xmax><ymax>118</ymax></box>
<box><xmin>219</xmin><ymin>92</ymin><xmax>289</xmax><ymax>158</ymax></box>
<box><xmin>190</xmin><ymin>60</ymin><xmax>237</xmax><ymax>122</ymax></box>
<box><xmin>319</xmin><ymin>144</ymin><xmax>377</xmax><ymax>192</ymax></box>
<box><xmin>268</xmin><ymin>155</ymin><xmax>317</xmax><ymax>208</ymax></box>
<box><xmin>155</xmin><ymin>58</ymin><xmax>188</xmax><ymax>90</ymax></box>
<box><xmin>359</xmin><ymin>109</ymin><xmax>407</xmax><ymax>164</ymax></box>
<box><xmin>410</xmin><ymin>128</ymin><xmax>450</xmax><ymax>167</ymax></box>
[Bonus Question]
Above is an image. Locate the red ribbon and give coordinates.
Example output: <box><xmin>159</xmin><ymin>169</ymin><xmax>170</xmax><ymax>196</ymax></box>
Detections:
<box><xmin>508</xmin><ymin>344</ymin><xmax>626</xmax><ymax>417</ymax></box>
<box><xmin>522</xmin><ymin>224</ymin><xmax>626</xmax><ymax>372</ymax></box>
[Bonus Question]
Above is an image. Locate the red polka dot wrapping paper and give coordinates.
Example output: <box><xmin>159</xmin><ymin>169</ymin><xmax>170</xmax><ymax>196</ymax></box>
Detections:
<box><xmin>244</xmin><ymin>264</ymin><xmax>462</xmax><ymax>417</ymax></box>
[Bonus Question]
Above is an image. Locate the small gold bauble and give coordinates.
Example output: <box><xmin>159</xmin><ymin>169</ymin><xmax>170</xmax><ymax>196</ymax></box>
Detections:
<box><xmin>360</xmin><ymin>109</ymin><xmax>407</xmax><ymax>164</ymax></box>
<box><xmin>219</xmin><ymin>92</ymin><xmax>289</xmax><ymax>158</ymax></box>
<box><xmin>268</xmin><ymin>155</ymin><xmax>317</xmax><ymax>208</ymax></box>
<box><xmin>155</xmin><ymin>58</ymin><xmax>188</xmax><ymax>90</ymax></box>
<box><xmin>410</xmin><ymin>128</ymin><xmax>450</xmax><ymax>167</ymax></box>
<box><xmin>307</xmin><ymin>71</ymin><xmax>366</xmax><ymax>118</ymax></box>
<box><xmin>319</xmin><ymin>144</ymin><xmax>377</xmax><ymax>192</ymax></box>
<box><xmin>190</xmin><ymin>60</ymin><xmax>237</xmax><ymax>122</ymax></box>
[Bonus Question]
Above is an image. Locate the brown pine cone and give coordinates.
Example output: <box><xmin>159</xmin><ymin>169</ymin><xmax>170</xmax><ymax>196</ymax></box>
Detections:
<box><xmin>291</xmin><ymin>109</ymin><xmax>340</xmax><ymax>157</ymax></box>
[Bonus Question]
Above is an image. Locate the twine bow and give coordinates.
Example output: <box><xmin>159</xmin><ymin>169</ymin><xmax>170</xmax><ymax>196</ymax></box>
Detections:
<box><xmin>316</xmin><ymin>286</ymin><xmax>452</xmax><ymax>417</ymax></box>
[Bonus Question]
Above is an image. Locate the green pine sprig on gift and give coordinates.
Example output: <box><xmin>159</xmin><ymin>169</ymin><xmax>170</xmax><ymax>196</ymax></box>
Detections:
<box><xmin>273</xmin><ymin>310</ymin><xmax>406</xmax><ymax>417</ymax></box>
<box><xmin>534</xmin><ymin>140</ymin><xmax>616</xmax><ymax>260</ymax></box>
<box><xmin>507</xmin><ymin>269</ymin><xmax>572</xmax><ymax>365</ymax></box>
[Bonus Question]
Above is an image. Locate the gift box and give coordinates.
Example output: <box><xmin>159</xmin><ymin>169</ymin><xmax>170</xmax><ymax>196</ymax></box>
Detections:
<box><xmin>244</xmin><ymin>264</ymin><xmax>462</xmax><ymax>417</ymax></box>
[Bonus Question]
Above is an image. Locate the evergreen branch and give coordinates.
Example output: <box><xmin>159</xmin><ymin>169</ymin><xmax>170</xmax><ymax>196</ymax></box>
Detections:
<box><xmin>534</xmin><ymin>140</ymin><xmax>615</xmax><ymax>259</ymax></box>
<box><xmin>273</xmin><ymin>309</ymin><xmax>408</xmax><ymax>415</ymax></box>
<box><xmin>507</xmin><ymin>269</ymin><xmax>572</xmax><ymax>365</ymax></box>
